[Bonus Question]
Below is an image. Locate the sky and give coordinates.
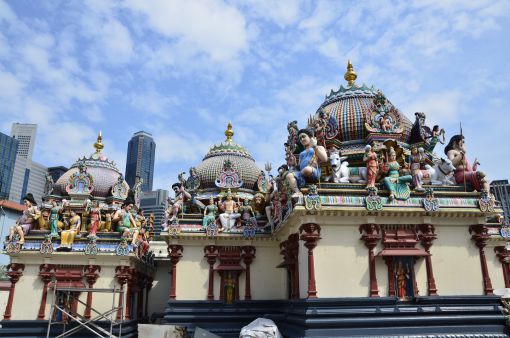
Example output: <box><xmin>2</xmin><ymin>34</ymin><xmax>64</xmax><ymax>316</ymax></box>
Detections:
<box><xmin>0</xmin><ymin>0</ymin><xmax>509</xmax><ymax>193</ymax></box>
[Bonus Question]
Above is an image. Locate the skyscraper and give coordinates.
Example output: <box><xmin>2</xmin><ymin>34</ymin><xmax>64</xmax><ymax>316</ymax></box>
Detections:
<box><xmin>0</xmin><ymin>132</ymin><xmax>18</xmax><ymax>200</ymax></box>
<box><xmin>9</xmin><ymin>123</ymin><xmax>47</xmax><ymax>204</ymax></box>
<box><xmin>125</xmin><ymin>131</ymin><xmax>155</xmax><ymax>192</ymax></box>
<box><xmin>140</xmin><ymin>189</ymin><xmax>168</xmax><ymax>234</ymax></box>
<box><xmin>491</xmin><ymin>179</ymin><xmax>510</xmax><ymax>224</ymax></box>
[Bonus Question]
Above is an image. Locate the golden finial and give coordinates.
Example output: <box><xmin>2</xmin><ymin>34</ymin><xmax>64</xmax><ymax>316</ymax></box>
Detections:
<box><xmin>344</xmin><ymin>59</ymin><xmax>357</xmax><ymax>87</ymax></box>
<box><xmin>225</xmin><ymin>122</ymin><xmax>234</xmax><ymax>142</ymax></box>
<box><xmin>93</xmin><ymin>131</ymin><xmax>104</xmax><ymax>153</ymax></box>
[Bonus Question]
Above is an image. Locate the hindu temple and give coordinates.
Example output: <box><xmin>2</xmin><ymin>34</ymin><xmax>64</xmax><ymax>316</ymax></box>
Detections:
<box><xmin>1</xmin><ymin>61</ymin><xmax>509</xmax><ymax>338</ymax></box>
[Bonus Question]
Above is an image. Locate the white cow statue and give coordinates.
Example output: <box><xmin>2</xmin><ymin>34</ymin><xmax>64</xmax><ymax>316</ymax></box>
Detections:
<box><xmin>417</xmin><ymin>157</ymin><xmax>456</xmax><ymax>185</ymax></box>
<box><xmin>326</xmin><ymin>150</ymin><xmax>349</xmax><ymax>183</ymax></box>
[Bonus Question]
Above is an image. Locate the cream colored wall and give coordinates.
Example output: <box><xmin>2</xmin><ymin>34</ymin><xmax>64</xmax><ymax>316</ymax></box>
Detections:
<box><xmin>431</xmin><ymin>226</ymin><xmax>483</xmax><ymax>295</ymax></box>
<box><xmin>10</xmin><ymin>264</ymin><xmax>41</xmax><ymax>320</ymax></box>
<box><xmin>148</xmin><ymin>260</ymin><xmax>171</xmax><ymax>317</ymax></box>
<box><xmin>487</xmin><ymin>245</ymin><xmax>506</xmax><ymax>292</ymax></box>
<box><xmin>175</xmin><ymin>242</ymin><xmax>285</xmax><ymax>301</ymax></box>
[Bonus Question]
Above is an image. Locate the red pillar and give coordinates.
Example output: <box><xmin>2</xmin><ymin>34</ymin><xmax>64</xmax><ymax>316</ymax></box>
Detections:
<box><xmin>3</xmin><ymin>263</ymin><xmax>25</xmax><ymax>320</ymax></box>
<box><xmin>168</xmin><ymin>245</ymin><xmax>183</xmax><ymax>300</ymax></box>
<box><xmin>204</xmin><ymin>245</ymin><xmax>218</xmax><ymax>301</ymax></box>
<box><xmin>359</xmin><ymin>224</ymin><xmax>381</xmax><ymax>297</ymax></box>
<box><xmin>418</xmin><ymin>224</ymin><xmax>438</xmax><ymax>296</ymax></box>
<box><xmin>469</xmin><ymin>225</ymin><xmax>494</xmax><ymax>295</ymax></box>
<box><xmin>115</xmin><ymin>266</ymin><xmax>130</xmax><ymax>321</ymax></box>
<box><xmin>125</xmin><ymin>268</ymin><xmax>139</xmax><ymax>320</ymax></box>
<box><xmin>495</xmin><ymin>246</ymin><xmax>510</xmax><ymax>288</ymax></box>
<box><xmin>299</xmin><ymin>223</ymin><xmax>321</xmax><ymax>299</ymax></box>
<box><xmin>288</xmin><ymin>234</ymin><xmax>300</xmax><ymax>299</ymax></box>
<box><xmin>384</xmin><ymin>257</ymin><xmax>396</xmax><ymax>297</ymax></box>
<box><xmin>37</xmin><ymin>264</ymin><xmax>55</xmax><ymax>320</ymax></box>
<box><xmin>242</xmin><ymin>246</ymin><xmax>256</xmax><ymax>300</ymax></box>
<box><xmin>83</xmin><ymin>265</ymin><xmax>101</xmax><ymax>320</ymax></box>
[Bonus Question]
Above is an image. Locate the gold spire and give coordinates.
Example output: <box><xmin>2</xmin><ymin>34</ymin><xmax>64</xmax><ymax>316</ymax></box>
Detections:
<box><xmin>344</xmin><ymin>59</ymin><xmax>357</xmax><ymax>87</ymax></box>
<box><xmin>225</xmin><ymin>122</ymin><xmax>234</xmax><ymax>142</ymax></box>
<box><xmin>93</xmin><ymin>131</ymin><xmax>104</xmax><ymax>153</ymax></box>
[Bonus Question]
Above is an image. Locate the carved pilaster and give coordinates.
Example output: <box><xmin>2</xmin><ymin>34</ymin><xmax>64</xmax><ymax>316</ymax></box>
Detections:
<box><xmin>299</xmin><ymin>223</ymin><xmax>321</xmax><ymax>298</ymax></box>
<box><xmin>359</xmin><ymin>224</ymin><xmax>381</xmax><ymax>297</ymax></box>
<box><xmin>494</xmin><ymin>246</ymin><xmax>510</xmax><ymax>288</ymax></box>
<box><xmin>469</xmin><ymin>224</ymin><xmax>494</xmax><ymax>295</ymax></box>
<box><xmin>83</xmin><ymin>265</ymin><xmax>101</xmax><ymax>320</ymax></box>
<box><xmin>204</xmin><ymin>245</ymin><xmax>218</xmax><ymax>300</ymax></box>
<box><xmin>242</xmin><ymin>246</ymin><xmax>256</xmax><ymax>300</ymax></box>
<box><xmin>168</xmin><ymin>245</ymin><xmax>183</xmax><ymax>300</ymax></box>
<box><xmin>115</xmin><ymin>266</ymin><xmax>130</xmax><ymax>321</ymax></box>
<box><xmin>418</xmin><ymin>224</ymin><xmax>438</xmax><ymax>296</ymax></box>
<box><xmin>37</xmin><ymin>264</ymin><xmax>55</xmax><ymax>320</ymax></box>
<box><xmin>3</xmin><ymin>263</ymin><xmax>25</xmax><ymax>320</ymax></box>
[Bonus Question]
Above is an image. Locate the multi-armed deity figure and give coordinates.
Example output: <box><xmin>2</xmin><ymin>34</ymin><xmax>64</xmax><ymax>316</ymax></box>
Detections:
<box><xmin>8</xmin><ymin>193</ymin><xmax>40</xmax><ymax>244</ymax></box>
<box><xmin>381</xmin><ymin>147</ymin><xmax>413</xmax><ymax>201</ymax></box>
<box><xmin>218</xmin><ymin>189</ymin><xmax>241</xmax><ymax>231</ymax></box>
<box><xmin>112</xmin><ymin>197</ymin><xmax>140</xmax><ymax>248</ymax></box>
<box><xmin>286</xmin><ymin>129</ymin><xmax>328</xmax><ymax>197</ymax></box>
<box><xmin>445</xmin><ymin>134</ymin><xmax>490</xmax><ymax>192</ymax></box>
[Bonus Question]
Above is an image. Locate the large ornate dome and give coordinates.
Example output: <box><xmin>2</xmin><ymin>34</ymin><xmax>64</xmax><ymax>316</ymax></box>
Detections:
<box><xmin>316</xmin><ymin>61</ymin><xmax>412</xmax><ymax>145</ymax></box>
<box><xmin>194</xmin><ymin>123</ymin><xmax>262</xmax><ymax>191</ymax></box>
<box><xmin>54</xmin><ymin>133</ymin><xmax>130</xmax><ymax>199</ymax></box>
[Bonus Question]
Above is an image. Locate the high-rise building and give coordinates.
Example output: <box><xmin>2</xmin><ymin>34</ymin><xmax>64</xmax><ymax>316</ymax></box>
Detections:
<box><xmin>47</xmin><ymin>166</ymin><xmax>69</xmax><ymax>183</ymax></box>
<box><xmin>491</xmin><ymin>179</ymin><xmax>510</xmax><ymax>224</ymax></box>
<box><xmin>125</xmin><ymin>131</ymin><xmax>155</xmax><ymax>192</ymax></box>
<box><xmin>139</xmin><ymin>189</ymin><xmax>168</xmax><ymax>233</ymax></box>
<box><xmin>0</xmin><ymin>132</ymin><xmax>18</xmax><ymax>200</ymax></box>
<box><xmin>9</xmin><ymin>123</ymin><xmax>46</xmax><ymax>204</ymax></box>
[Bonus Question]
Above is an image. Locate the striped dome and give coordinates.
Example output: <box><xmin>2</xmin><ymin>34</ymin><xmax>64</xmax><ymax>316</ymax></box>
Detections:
<box><xmin>195</xmin><ymin>140</ymin><xmax>262</xmax><ymax>191</ymax></box>
<box><xmin>318</xmin><ymin>84</ymin><xmax>412</xmax><ymax>143</ymax></box>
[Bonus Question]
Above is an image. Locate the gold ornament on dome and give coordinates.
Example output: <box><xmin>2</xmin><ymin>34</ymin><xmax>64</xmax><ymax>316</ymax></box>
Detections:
<box><xmin>94</xmin><ymin>131</ymin><xmax>104</xmax><ymax>153</ymax></box>
<box><xmin>225</xmin><ymin>122</ymin><xmax>234</xmax><ymax>141</ymax></box>
<box><xmin>344</xmin><ymin>60</ymin><xmax>357</xmax><ymax>87</ymax></box>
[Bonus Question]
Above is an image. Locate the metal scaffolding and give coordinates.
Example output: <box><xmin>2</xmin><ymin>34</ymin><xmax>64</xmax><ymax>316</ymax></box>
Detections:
<box><xmin>46</xmin><ymin>286</ymin><xmax>124</xmax><ymax>338</ymax></box>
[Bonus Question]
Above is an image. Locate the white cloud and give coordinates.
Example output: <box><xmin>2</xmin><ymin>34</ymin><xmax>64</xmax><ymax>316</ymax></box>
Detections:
<box><xmin>240</xmin><ymin>0</ymin><xmax>302</xmax><ymax>28</ymax></box>
<box><xmin>403</xmin><ymin>90</ymin><xmax>463</xmax><ymax>125</ymax></box>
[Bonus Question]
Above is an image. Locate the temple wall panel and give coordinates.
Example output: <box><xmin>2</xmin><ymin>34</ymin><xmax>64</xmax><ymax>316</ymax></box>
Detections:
<box><xmin>487</xmin><ymin>245</ymin><xmax>506</xmax><ymax>292</ymax></box>
<box><xmin>298</xmin><ymin>240</ymin><xmax>308</xmax><ymax>298</ymax></box>
<box><xmin>431</xmin><ymin>226</ymin><xmax>483</xmax><ymax>295</ymax></box>
<box><xmin>248</xmin><ymin>245</ymin><xmax>285</xmax><ymax>300</ymax></box>
<box><xmin>148</xmin><ymin>260</ymin><xmax>171</xmax><ymax>316</ymax></box>
<box><xmin>11</xmin><ymin>264</ymin><xmax>41</xmax><ymax>320</ymax></box>
<box><xmin>414</xmin><ymin>257</ymin><xmax>427</xmax><ymax>296</ymax></box>
<box><xmin>176</xmin><ymin>246</ymin><xmax>209</xmax><ymax>300</ymax></box>
<box><xmin>313</xmin><ymin>225</ymin><xmax>368</xmax><ymax>298</ymax></box>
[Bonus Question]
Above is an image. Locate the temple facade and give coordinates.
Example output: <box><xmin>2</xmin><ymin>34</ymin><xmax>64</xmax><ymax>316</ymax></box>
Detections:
<box><xmin>1</xmin><ymin>62</ymin><xmax>509</xmax><ymax>338</ymax></box>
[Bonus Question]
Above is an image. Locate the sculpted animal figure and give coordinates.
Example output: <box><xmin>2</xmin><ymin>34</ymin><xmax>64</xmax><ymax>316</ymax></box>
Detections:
<box><xmin>417</xmin><ymin>157</ymin><xmax>456</xmax><ymax>185</ymax></box>
<box><xmin>326</xmin><ymin>150</ymin><xmax>349</xmax><ymax>183</ymax></box>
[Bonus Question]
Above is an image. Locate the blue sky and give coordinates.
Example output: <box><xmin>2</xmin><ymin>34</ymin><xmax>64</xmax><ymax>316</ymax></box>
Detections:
<box><xmin>0</xmin><ymin>0</ymin><xmax>509</xmax><ymax>191</ymax></box>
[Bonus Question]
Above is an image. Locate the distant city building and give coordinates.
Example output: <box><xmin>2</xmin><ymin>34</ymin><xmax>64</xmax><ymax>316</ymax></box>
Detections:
<box><xmin>47</xmin><ymin>166</ymin><xmax>68</xmax><ymax>183</ymax></box>
<box><xmin>0</xmin><ymin>200</ymin><xmax>24</xmax><ymax>264</ymax></box>
<box><xmin>125</xmin><ymin>131</ymin><xmax>155</xmax><ymax>192</ymax></box>
<box><xmin>491</xmin><ymin>180</ymin><xmax>510</xmax><ymax>224</ymax></box>
<box><xmin>8</xmin><ymin>123</ymin><xmax>47</xmax><ymax>204</ymax></box>
<box><xmin>140</xmin><ymin>189</ymin><xmax>168</xmax><ymax>233</ymax></box>
<box><xmin>0</xmin><ymin>133</ymin><xmax>18</xmax><ymax>200</ymax></box>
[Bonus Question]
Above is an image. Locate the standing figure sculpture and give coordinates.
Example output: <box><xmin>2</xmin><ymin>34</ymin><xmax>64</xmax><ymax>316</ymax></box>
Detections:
<box><xmin>60</xmin><ymin>210</ymin><xmax>82</xmax><ymax>249</ymax></box>
<box><xmin>286</xmin><ymin>129</ymin><xmax>328</xmax><ymax>197</ymax></box>
<box><xmin>132</xmin><ymin>176</ymin><xmax>143</xmax><ymax>208</ymax></box>
<box><xmin>410</xmin><ymin>147</ymin><xmax>426</xmax><ymax>192</ymax></box>
<box><xmin>44</xmin><ymin>173</ymin><xmax>54</xmax><ymax>195</ymax></box>
<box><xmin>218</xmin><ymin>190</ymin><xmax>241</xmax><ymax>231</ymax></box>
<box><xmin>202</xmin><ymin>197</ymin><xmax>218</xmax><ymax>230</ymax></box>
<box><xmin>363</xmin><ymin>145</ymin><xmax>379</xmax><ymax>188</ymax></box>
<box><xmin>239</xmin><ymin>199</ymin><xmax>257</xmax><ymax>227</ymax></box>
<box><xmin>87</xmin><ymin>200</ymin><xmax>101</xmax><ymax>236</ymax></box>
<box><xmin>425</xmin><ymin>125</ymin><xmax>445</xmax><ymax>152</ymax></box>
<box><xmin>49</xmin><ymin>199</ymin><xmax>64</xmax><ymax>238</ymax></box>
<box><xmin>381</xmin><ymin>147</ymin><xmax>413</xmax><ymax>201</ymax></box>
<box><xmin>445</xmin><ymin>134</ymin><xmax>490</xmax><ymax>192</ymax></box>
<box><xmin>8</xmin><ymin>193</ymin><xmax>40</xmax><ymax>244</ymax></box>
<box><xmin>112</xmin><ymin>198</ymin><xmax>140</xmax><ymax>248</ymax></box>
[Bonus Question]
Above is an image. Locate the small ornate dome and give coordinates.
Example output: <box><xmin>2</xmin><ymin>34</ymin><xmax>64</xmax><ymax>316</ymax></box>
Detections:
<box><xmin>317</xmin><ymin>61</ymin><xmax>412</xmax><ymax>143</ymax></box>
<box><xmin>194</xmin><ymin>123</ymin><xmax>262</xmax><ymax>191</ymax></box>
<box><xmin>54</xmin><ymin>132</ymin><xmax>130</xmax><ymax>199</ymax></box>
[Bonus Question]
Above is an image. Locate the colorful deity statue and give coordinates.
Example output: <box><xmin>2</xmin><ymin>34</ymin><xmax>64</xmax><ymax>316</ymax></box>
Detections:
<box><xmin>87</xmin><ymin>200</ymin><xmax>102</xmax><ymax>236</ymax></box>
<box><xmin>167</xmin><ymin>183</ymin><xmax>192</xmax><ymax>222</ymax></box>
<box><xmin>112</xmin><ymin>198</ymin><xmax>140</xmax><ymax>248</ymax></box>
<box><xmin>425</xmin><ymin>125</ymin><xmax>445</xmax><ymax>152</ymax></box>
<box><xmin>363</xmin><ymin>145</ymin><xmax>379</xmax><ymax>188</ymax></box>
<box><xmin>8</xmin><ymin>193</ymin><xmax>40</xmax><ymax>244</ymax></box>
<box><xmin>218</xmin><ymin>190</ymin><xmax>241</xmax><ymax>231</ymax></box>
<box><xmin>239</xmin><ymin>199</ymin><xmax>257</xmax><ymax>227</ymax></box>
<box><xmin>410</xmin><ymin>146</ymin><xmax>426</xmax><ymax>192</ymax></box>
<box><xmin>101</xmin><ymin>212</ymin><xmax>113</xmax><ymax>232</ymax></box>
<box><xmin>381</xmin><ymin>147</ymin><xmax>413</xmax><ymax>201</ymax></box>
<box><xmin>60</xmin><ymin>210</ymin><xmax>81</xmax><ymax>249</ymax></box>
<box><xmin>44</xmin><ymin>173</ymin><xmax>54</xmax><ymax>195</ymax></box>
<box><xmin>445</xmin><ymin>134</ymin><xmax>490</xmax><ymax>192</ymax></box>
<box><xmin>395</xmin><ymin>260</ymin><xmax>412</xmax><ymax>300</ymax></box>
<box><xmin>284</xmin><ymin>143</ymin><xmax>297</xmax><ymax>169</ymax></box>
<box><xmin>251</xmin><ymin>192</ymin><xmax>266</xmax><ymax>217</ymax></box>
<box><xmin>132</xmin><ymin>176</ymin><xmax>143</xmax><ymax>208</ymax></box>
<box><xmin>286</xmin><ymin>129</ymin><xmax>328</xmax><ymax>197</ymax></box>
<box><xmin>48</xmin><ymin>199</ymin><xmax>64</xmax><ymax>238</ymax></box>
<box><xmin>286</xmin><ymin>120</ymin><xmax>300</xmax><ymax>153</ymax></box>
<box><xmin>202</xmin><ymin>197</ymin><xmax>218</xmax><ymax>229</ymax></box>
<box><xmin>136</xmin><ymin>209</ymin><xmax>147</xmax><ymax>229</ymax></box>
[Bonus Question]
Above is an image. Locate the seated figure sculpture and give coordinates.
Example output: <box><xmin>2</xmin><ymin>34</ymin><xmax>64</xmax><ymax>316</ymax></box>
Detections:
<box><xmin>167</xmin><ymin>183</ymin><xmax>191</xmax><ymax>222</ymax></box>
<box><xmin>8</xmin><ymin>193</ymin><xmax>40</xmax><ymax>244</ymax></box>
<box><xmin>218</xmin><ymin>190</ymin><xmax>241</xmax><ymax>231</ymax></box>
<box><xmin>60</xmin><ymin>210</ymin><xmax>81</xmax><ymax>249</ymax></box>
<box><xmin>112</xmin><ymin>198</ymin><xmax>140</xmax><ymax>248</ymax></box>
<box><xmin>286</xmin><ymin>129</ymin><xmax>328</xmax><ymax>197</ymax></box>
<box><xmin>381</xmin><ymin>147</ymin><xmax>413</xmax><ymax>201</ymax></box>
<box><xmin>445</xmin><ymin>134</ymin><xmax>490</xmax><ymax>192</ymax></box>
